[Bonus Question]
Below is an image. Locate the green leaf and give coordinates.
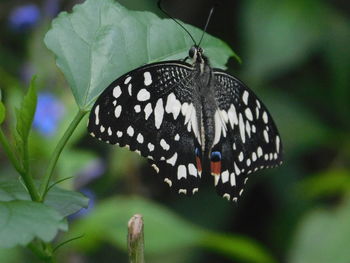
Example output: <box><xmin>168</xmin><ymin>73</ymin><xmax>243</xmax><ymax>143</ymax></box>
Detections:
<box><xmin>0</xmin><ymin>101</ymin><xmax>5</xmax><ymax>125</ymax></box>
<box><xmin>44</xmin><ymin>185</ymin><xmax>89</xmax><ymax>217</ymax></box>
<box><xmin>0</xmin><ymin>247</ymin><xmax>23</xmax><ymax>262</ymax></box>
<box><xmin>44</xmin><ymin>0</ymin><xmax>237</xmax><ymax>110</ymax></box>
<box><xmin>201</xmin><ymin>232</ymin><xmax>276</xmax><ymax>263</ymax></box>
<box><xmin>0</xmin><ymin>177</ymin><xmax>88</xmax><ymax>217</ymax></box>
<box><xmin>15</xmin><ymin>76</ymin><xmax>37</xmax><ymax>143</ymax></box>
<box><xmin>0</xmin><ymin>200</ymin><xmax>65</xmax><ymax>248</ymax></box>
<box><xmin>241</xmin><ymin>0</ymin><xmax>326</xmax><ymax>81</ymax></box>
<box><xmin>288</xmin><ymin>196</ymin><xmax>350</xmax><ymax>263</ymax></box>
<box><xmin>297</xmin><ymin>170</ymin><xmax>350</xmax><ymax>200</ymax></box>
<box><xmin>70</xmin><ymin>196</ymin><xmax>275</xmax><ymax>263</ymax></box>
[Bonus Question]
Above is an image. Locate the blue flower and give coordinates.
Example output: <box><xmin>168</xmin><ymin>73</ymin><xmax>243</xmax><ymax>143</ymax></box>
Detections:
<box><xmin>69</xmin><ymin>188</ymin><xmax>95</xmax><ymax>220</ymax></box>
<box><xmin>9</xmin><ymin>4</ymin><xmax>40</xmax><ymax>31</ymax></box>
<box><xmin>33</xmin><ymin>93</ymin><xmax>65</xmax><ymax>136</ymax></box>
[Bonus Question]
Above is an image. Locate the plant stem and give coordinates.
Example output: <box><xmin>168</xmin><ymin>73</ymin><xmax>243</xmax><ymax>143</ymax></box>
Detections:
<box><xmin>128</xmin><ymin>214</ymin><xmax>145</xmax><ymax>263</ymax></box>
<box><xmin>27</xmin><ymin>242</ymin><xmax>51</xmax><ymax>261</ymax></box>
<box><xmin>0</xmin><ymin>128</ymin><xmax>24</xmax><ymax>174</ymax></box>
<box><xmin>0</xmin><ymin>128</ymin><xmax>40</xmax><ymax>201</ymax></box>
<box><xmin>39</xmin><ymin>109</ymin><xmax>87</xmax><ymax>201</ymax></box>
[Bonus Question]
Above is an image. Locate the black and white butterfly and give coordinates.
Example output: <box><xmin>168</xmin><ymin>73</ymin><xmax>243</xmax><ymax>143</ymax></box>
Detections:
<box><xmin>88</xmin><ymin>6</ymin><xmax>282</xmax><ymax>202</ymax></box>
<box><xmin>88</xmin><ymin>44</ymin><xmax>283</xmax><ymax>201</ymax></box>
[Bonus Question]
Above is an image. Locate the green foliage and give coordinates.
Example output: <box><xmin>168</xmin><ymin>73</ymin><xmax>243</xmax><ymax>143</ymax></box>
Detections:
<box><xmin>14</xmin><ymin>77</ymin><xmax>37</xmax><ymax>168</ymax></box>
<box><xmin>0</xmin><ymin>0</ymin><xmax>349</xmax><ymax>262</ymax></box>
<box><xmin>298</xmin><ymin>170</ymin><xmax>350</xmax><ymax>200</ymax></box>
<box><xmin>0</xmin><ymin>177</ymin><xmax>88</xmax><ymax>218</ymax></box>
<box><xmin>242</xmin><ymin>0</ymin><xmax>326</xmax><ymax>80</ymax></box>
<box><xmin>44</xmin><ymin>0</ymin><xmax>237</xmax><ymax>110</ymax></box>
<box><xmin>15</xmin><ymin>77</ymin><xmax>37</xmax><ymax>147</ymax></box>
<box><xmin>288</xmin><ymin>196</ymin><xmax>350</xmax><ymax>263</ymax></box>
<box><xmin>0</xmin><ymin>200</ymin><xmax>65</xmax><ymax>248</ymax></box>
<box><xmin>70</xmin><ymin>196</ymin><xmax>275</xmax><ymax>263</ymax></box>
<box><xmin>0</xmin><ymin>102</ymin><xmax>4</xmax><ymax>125</ymax></box>
<box><xmin>0</xmin><ymin>88</ymin><xmax>4</xmax><ymax>124</ymax></box>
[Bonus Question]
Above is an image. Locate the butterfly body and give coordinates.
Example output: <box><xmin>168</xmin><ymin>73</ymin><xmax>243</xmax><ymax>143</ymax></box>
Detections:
<box><xmin>88</xmin><ymin>46</ymin><xmax>282</xmax><ymax>201</ymax></box>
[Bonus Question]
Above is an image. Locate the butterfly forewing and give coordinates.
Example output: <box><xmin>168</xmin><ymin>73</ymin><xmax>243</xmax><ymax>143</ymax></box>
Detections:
<box><xmin>210</xmin><ymin>69</ymin><xmax>283</xmax><ymax>201</ymax></box>
<box><xmin>88</xmin><ymin>61</ymin><xmax>203</xmax><ymax>195</ymax></box>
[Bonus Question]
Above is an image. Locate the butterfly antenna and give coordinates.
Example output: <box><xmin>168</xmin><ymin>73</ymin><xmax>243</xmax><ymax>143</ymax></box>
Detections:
<box><xmin>157</xmin><ymin>0</ymin><xmax>197</xmax><ymax>45</ymax></box>
<box><xmin>197</xmin><ymin>5</ymin><xmax>215</xmax><ymax>47</ymax></box>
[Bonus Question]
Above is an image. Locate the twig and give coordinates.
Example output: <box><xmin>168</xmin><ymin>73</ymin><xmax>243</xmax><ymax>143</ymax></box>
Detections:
<box><xmin>128</xmin><ymin>214</ymin><xmax>145</xmax><ymax>263</ymax></box>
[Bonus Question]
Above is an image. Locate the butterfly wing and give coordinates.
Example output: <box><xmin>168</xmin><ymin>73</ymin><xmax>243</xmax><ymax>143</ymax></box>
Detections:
<box><xmin>210</xmin><ymin>69</ymin><xmax>283</xmax><ymax>201</ymax></box>
<box><xmin>88</xmin><ymin>61</ymin><xmax>203</xmax><ymax>195</ymax></box>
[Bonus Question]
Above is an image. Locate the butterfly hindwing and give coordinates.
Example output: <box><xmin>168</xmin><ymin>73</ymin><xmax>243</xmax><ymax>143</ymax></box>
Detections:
<box><xmin>210</xmin><ymin>69</ymin><xmax>283</xmax><ymax>201</ymax></box>
<box><xmin>88</xmin><ymin>61</ymin><xmax>203</xmax><ymax>195</ymax></box>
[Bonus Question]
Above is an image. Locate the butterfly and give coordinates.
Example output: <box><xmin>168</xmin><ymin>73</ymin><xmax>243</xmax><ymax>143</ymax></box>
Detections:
<box><xmin>87</xmin><ymin>2</ymin><xmax>282</xmax><ymax>202</ymax></box>
<box><xmin>87</xmin><ymin>42</ymin><xmax>283</xmax><ymax>202</ymax></box>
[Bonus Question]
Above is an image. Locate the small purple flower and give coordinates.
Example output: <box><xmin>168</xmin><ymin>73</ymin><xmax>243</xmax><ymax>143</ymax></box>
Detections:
<box><xmin>33</xmin><ymin>93</ymin><xmax>65</xmax><ymax>136</ymax></box>
<box><xmin>9</xmin><ymin>4</ymin><xmax>40</xmax><ymax>31</ymax></box>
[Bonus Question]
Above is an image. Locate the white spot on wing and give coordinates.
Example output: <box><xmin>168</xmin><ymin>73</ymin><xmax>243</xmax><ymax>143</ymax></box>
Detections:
<box><xmin>239</xmin><ymin>113</ymin><xmax>246</xmax><ymax>143</ymax></box>
<box><xmin>94</xmin><ymin>105</ymin><xmax>100</xmax><ymax>125</ymax></box>
<box><xmin>188</xmin><ymin>163</ymin><xmax>197</xmax><ymax>177</ymax></box>
<box><xmin>152</xmin><ymin>164</ymin><xmax>159</xmax><ymax>173</ymax></box>
<box><xmin>242</xmin><ymin>90</ymin><xmax>249</xmax><ymax>105</ymax></box>
<box><xmin>221</xmin><ymin>170</ymin><xmax>229</xmax><ymax>184</ymax></box>
<box><xmin>245</xmin><ymin>108</ymin><xmax>253</xmax><ymax>121</ymax></box>
<box><xmin>144</xmin><ymin>103</ymin><xmax>152</xmax><ymax>120</ymax></box>
<box><xmin>108</xmin><ymin>127</ymin><xmax>112</xmax><ymax>136</ymax></box>
<box><xmin>177</xmin><ymin>165</ymin><xmax>187</xmax><ymax>180</ymax></box>
<box><xmin>264</xmin><ymin>130</ymin><xmax>269</xmax><ymax>143</ymax></box>
<box><xmin>174</xmin><ymin>134</ymin><xmax>180</xmax><ymax>141</ymax></box>
<box><xmin>117</xmin><ymin>131</ymin><xmax>123</xmax><ymax>137</ymax></box>
<box><xmin>134</xmin><ymin>105</ymin><xmax>141</xmax><ymax>113</ymax></box>
<box><xmin>223</xmin><ymin>193</ymin><xmax>230</xmax><ymax>201</ymax></box>
<box><xmin>154</xmin><ymin>98</ymin><xmax>164</xmax><ymax>129</ymax></box>
<box><xmin>181</xmin><ymin>102</ymin><xmax>188</xmax><ymax>115</ymax></box>
<box><xmin>228</xmin><ymin>104</ymin><xmax>238</xmax><ymax>128</ymax></box>
<box><xmin>179</xmin><ymin>189</ymin><xmax>187</xmax><ymax>194</ymax></box>
<box><xmin>165</xmin><ymin>93</ymin><xmax>181</xmax><ymax>119</ymax></box>
<box><xmin>166</xmin><ymin>153</ymin><xmax>178</xmax><ymax>166</ymax></box>
<box><xmin>124</xmin><ymin>76</ymin><xmax>131</xmax><ymax>84</ymax></box>
<box><xmin>114</xmin><ymin>105</ymin><xmax>122</xmax><ymax>118</ymax></box>
<box><xmin>127</xmin><ymin>126</ymin><xmax>134</xmax><ymax>137</ymax></box>
<box><xmin>234</xmin><ymin>162</ymin><xmax>241</xmax><ymax>175</ymax></box>
<box><xmin>160</xmin><ymin>139</ymin><xmax>170</xmax><ymax>151</ymax></box>
<box><xmin>164</xmin><ymin>178</ymin><xmax>172</xmax><ymax>186</ymax></box>
<box><xmin>113</xmin><ymin>86</ymin><xmax>122</xmax><ymax>98</ymax></box>
<box><xmin>147</xmin><ymin>143</ymin><xmax>154</xmax><ymax>152</ymax></box>
<box><xmin>263</xmin><ymin>111</ymin><xmax>268</xmax><ymax>124</ymax></box>
<box><xmin>246</xmin><ymin>120</ymin><xmax>251</xmax><ymax>138</ymax></box>
<box><xmin>144</xmin><ymin>72</ymin><xmax>152</xmax><ymax>86</ymax></box>
<box><xmin>238</xmin><ymin>152</ymin><xmax>244</xmax><ymax>162</ymax></box>
<box><xmin>213</xmin><ymin>110</ymin><xmax>226</xmax><ymax>146</ymax></box>
<box><xmin>252</xmin><ymin>152</ymin><xmax>257</xmax><ymax>161</ymax></box>
<box><xmin>276</xmin><ymin>135</ymin><xmax>280</xmax><ymax>153</ymax></box>
<box><xmin>230</xmin><ymin>173</ymin><xmax>236</xmax><ymax>186</ymax></box>
<box><xmin>137</xmin><ymin>89</ymin><xmax>150</xmax><ymax>101</ymax></box>
<box><xmin>137</xmin><ymin>133</ymin><xmax>144</xmax><ymax>143</ymax></box>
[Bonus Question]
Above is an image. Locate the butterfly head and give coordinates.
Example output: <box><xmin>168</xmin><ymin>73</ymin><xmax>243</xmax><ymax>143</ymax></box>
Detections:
<box><xmin>189</xmin><ymin>45</ymin><xmax>205</xmax><ymax>64</ymax></box>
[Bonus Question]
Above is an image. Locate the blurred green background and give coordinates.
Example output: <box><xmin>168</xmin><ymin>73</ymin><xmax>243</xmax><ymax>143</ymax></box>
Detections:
<box><xmin>0</xmin><ymin>0</ymin><xmax>350</xmax><ymax>262</ymax></box>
